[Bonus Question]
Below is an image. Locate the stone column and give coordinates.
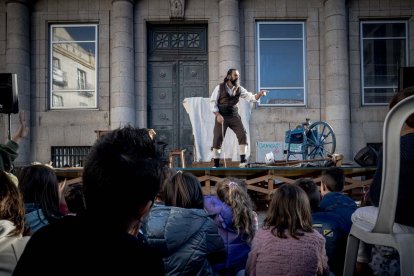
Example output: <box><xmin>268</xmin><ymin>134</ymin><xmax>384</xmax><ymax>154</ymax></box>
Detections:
<box><xmin>6</xmin><ymin>0</ymin><xmax>30</xmax><ymax>166</ymax></box>
<box><xmin>218</xmin><ymin>0</ymin><xmax>241</xmax><ymax>78</ymax></box>
<box><xmin>110</xmin><ymin>0</ymin><xmax>135</xmax><ymax>128</ymax></box>
<box><xmin>324</xmin><ymin>0</ymin><xmax>351</xmax><ymax>160</ymax></box>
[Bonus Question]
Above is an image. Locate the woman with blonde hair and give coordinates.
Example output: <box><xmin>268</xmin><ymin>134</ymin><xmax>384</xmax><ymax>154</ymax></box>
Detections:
<box><xmin>204</xmin><ymin>177</ymin><xmax>257</xmax><ymax>275</ymax></box>
<box><xmin>246</xmin><ymin>184</ymin><xmax>329</xmax><ymax>276</ymax></box>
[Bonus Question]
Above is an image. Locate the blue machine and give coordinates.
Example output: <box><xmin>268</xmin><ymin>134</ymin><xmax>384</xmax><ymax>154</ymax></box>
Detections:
<box><xmin>285</xmin><ymin>118</ymin><xmax>336</xmax><ymax>161</ymax></box>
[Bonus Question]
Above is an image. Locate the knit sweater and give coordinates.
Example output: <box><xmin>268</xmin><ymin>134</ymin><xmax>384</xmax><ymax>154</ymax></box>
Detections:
<box><xmin>246</xmin><ymin>229</ymin><xmax>329</xmax><ymax>276</ymax></box>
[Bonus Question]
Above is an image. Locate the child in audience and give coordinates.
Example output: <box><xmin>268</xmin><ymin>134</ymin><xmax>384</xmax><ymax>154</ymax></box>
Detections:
<box><xmin>246</xmin><ymin>184</ymin><xmax>329</xmax><ymax>276</ymax></box>
<box><xmin>142</xmin><ymin>171</ymin><xmax>226</xmax><ymax>275</ymax></box>
<box><xmin>295</xmin><ymin>177</ymin><xmax>351</xmax><ymax>275</ymax></box>
<box><xmin>319</xmin><ymin>167</ymin><xmax>357</xmax><ymax>233</ymax></box>
<box><xmin>17</xmin><ymin>164</ymin><xmax>64</xmax><ymax>233</ymax></box>
<box><xmin>64</xmin><ymin>183</ymin><xmax>85</xmax><ymax>216</ymax></box>
<box><xmin>0</xmin><ymin>171</ymin><xmax>30</xmax><ymax>275</ymax></box>
<box><xmin>204</xmin><ymin>177</ymin><xmax>257</xmax><ymax>275</ymax></box>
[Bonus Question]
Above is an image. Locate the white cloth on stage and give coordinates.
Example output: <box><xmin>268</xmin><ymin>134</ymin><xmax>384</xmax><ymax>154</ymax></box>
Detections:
<box><xmin>182</xmin><ymin>97</ymin><xmax>251</xmax><ymax>162</ymax></box>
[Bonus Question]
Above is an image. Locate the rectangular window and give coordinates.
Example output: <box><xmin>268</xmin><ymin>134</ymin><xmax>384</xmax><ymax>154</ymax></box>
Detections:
<box><xmin>50</xmin><ymin>24</ymin><xmax>98</xmax><ymax>109</ymax></box>
<box><xmin>360</xmin><ymin>21</ymin><xmax>408</xmax><ymax>105</ymax></box>
<box><xmin>257</xmin><ymin>22</ymin><xmax>306</xmax><ymax>106</ymax></box>
<box><xmin>77</xmin><ymin>69</ymin><xmax>87</xmax><ymax>90</ymax></box>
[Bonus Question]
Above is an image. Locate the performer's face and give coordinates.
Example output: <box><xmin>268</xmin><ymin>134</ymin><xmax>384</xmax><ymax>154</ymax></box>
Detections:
<box><xmin>229</xmin><ymin>71</ymin><xmax>240</xmax><ymax>86</ymax></box>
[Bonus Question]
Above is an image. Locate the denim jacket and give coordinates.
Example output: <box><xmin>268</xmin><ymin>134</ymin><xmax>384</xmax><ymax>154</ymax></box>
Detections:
<box><xmin>25</xmin><ymin>203</ymin><xmax>49</xmax><ymax>233</ymax></box>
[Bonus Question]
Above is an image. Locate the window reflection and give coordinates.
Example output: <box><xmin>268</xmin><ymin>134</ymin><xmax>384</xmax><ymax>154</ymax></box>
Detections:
<box><xmin>257</xmin><ymin>22</ymin><xmax>306</xmax><ymax>106</ymax></box>
<box><xmin>361</xmin><ymin>21</ymin><xmax>407</xmax><ymax>105</ymax></box>
<box><xmin>50</xmin><ymin>25</ymin><xmax>97</xmax><ymax>109</ymax></box>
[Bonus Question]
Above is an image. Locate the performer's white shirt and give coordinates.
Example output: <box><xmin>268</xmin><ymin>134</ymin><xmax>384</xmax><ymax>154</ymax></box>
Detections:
<box><xmin>210</xmin><ymin>83</ymin><xmax>257</xmax><ymax>113</ymax></box>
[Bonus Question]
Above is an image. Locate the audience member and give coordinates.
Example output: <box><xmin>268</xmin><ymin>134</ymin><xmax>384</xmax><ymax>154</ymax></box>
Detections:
<box><xmin>320</xmin><ymin>167</ymin><xmax>357</xmax><ymax>233</ymax></box>
<box><xmin>246</xmin><ymin>184</ymin><xmax>329</xmax><ymax>276</ymax></box>
<box><xmin>367</xmin><ymin>86</ymin><xmax>414</xmax><ymax>227</ymax></box>
<box><xmin>352</xmin><ymin>86</ymin><xmax>414</xmax><ymax>275</ymax></box>
<box><xmin>64</xmin><ymin>183</ymin><xmax>86</xmax><ymax>216</ymax></box>
<box><xmin>13</xmin><ymin>126</ymin><xmax>166</xmax><ymax>276</ymax></box>
<box><xmin>0</xmin><ymin>111</ymin><xmax>27</xmax><ymax>186</ymax></box>
<box><xmin>141</xmin><ymin>171</ymin><xmax>226</xmax><ymax>275</ymax></box>
<box><xmin>0</xmin><ymin>171</ymin><xmax>29</xmax><ymax>275</ymax></box>
<box><xmin>0</xmin><ymin>112</ymin><xmax>27</xmax><ymax>173</ymax></box>
<box><xmin>17</xmin><ymin>164</ymin><xmax>64</xmax><ymax>233</ymax></box>
<box><xmin>204</xmin><ymin>177</ymin><xmax>257</xmax><ymax>276</ymax></box>
<box><xmin>295</xmin><ymin>177</ymin><xmax>353</xmax><ymax>275</ymax></box>
<box><xmin>294</xmin><ymin>178</ymin><xmax>320</xmax><ymax>212</ymax></box>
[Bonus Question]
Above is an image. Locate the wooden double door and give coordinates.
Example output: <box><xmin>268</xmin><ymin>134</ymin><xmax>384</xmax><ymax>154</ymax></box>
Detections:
<box><xmin>148</xmin><ymin>25</ymin><xmax>208</xmax><ymax>166</ymax></box>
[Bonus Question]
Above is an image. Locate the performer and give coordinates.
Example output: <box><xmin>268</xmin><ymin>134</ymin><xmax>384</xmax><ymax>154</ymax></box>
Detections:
<box><xmin>210</xmin><ymin>68</ymin><xmax>267</xmax><ymax>168</ymax></box>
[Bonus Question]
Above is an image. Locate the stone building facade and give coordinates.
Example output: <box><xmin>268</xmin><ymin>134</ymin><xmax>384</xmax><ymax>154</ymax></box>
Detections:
<box><xmin>0</xmin><ymin>0</ymin><xmax>413</xmax><ymax>166</ymax></box>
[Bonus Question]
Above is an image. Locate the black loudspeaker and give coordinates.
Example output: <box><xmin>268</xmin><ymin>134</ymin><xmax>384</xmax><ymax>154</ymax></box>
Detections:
<box><xmin>398</xmin><ymin>67</ymin><xmax>414</xmax><ymax>91</ymax></box>
<box><xmin>0</xmin><ymin>73</ymin><xmax>19</xmax><ymax>114</ymax></box>
<box><xmin>354</xmin><ymin>145</ymin><xmax>378</xmax><ymax>167</ymax></box>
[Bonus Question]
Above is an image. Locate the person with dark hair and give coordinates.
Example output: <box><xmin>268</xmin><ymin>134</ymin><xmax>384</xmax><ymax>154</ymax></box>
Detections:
<box><xmin>64</xmin><ymin>183</ymin><xmax>86</xmax><ymax>216</ymax></box>
<box><xmin>17</xmin><ymin>164</ymin><xmax>64</xmax><ymax>233</ymax></box>
<box><xmin>0</xmin><ymin>171</ymin><xmax>29</xmax><ymax>275</ymax></box>
<box><xmin>294</xmin><ymin>178</ymin><xmax>320</xmax><ymax>212</ymax></box>
<box><xmin>246</xmin><ymin>184</ymin><xmax>329</xmax><ymax>276</ymax></box>
<box><xmin>210</xmin><ymin>69</ymin><xmax>267</xmax><ymax>167</ymax></box>
<box><xmin>141</xmin><ymin>171</ymin><xmax>226</xmax><ymax>275</ymax></box>
<box><xmin>163</xmin><ymin>171</ymin><xmax>205</xmax><ymax>209</ymax></box>
<box><xmin>13</xmin><ymin>126</ymin><xmax>167</xmax><ymax>276</ymax></box>
<box><xmin>319</xmin><ymin>167</ymin><xmax>357</xmax><ymax>233</ymax></box>
<box><xmin>295</xmin><ymin>177</ymin><xmax>352</xmax><ymax>275</ymax></box>
<box><xmin>204</xmin><ymin>177</ymin><xmax>257</xmax><ymax>276</ymax></box>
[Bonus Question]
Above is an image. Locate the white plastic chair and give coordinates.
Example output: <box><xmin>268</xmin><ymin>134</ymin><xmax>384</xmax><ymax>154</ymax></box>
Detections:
<box><xmin>343</xmin><ymin>95</ymin><xmax>414</xmax><ymax>276</ymax></box>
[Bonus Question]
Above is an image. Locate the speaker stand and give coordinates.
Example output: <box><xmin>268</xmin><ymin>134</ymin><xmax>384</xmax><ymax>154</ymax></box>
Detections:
<box><xmin>7</xmin><ymin>113</ymin><xmax>11</xmax><ymax>141</ymax></box>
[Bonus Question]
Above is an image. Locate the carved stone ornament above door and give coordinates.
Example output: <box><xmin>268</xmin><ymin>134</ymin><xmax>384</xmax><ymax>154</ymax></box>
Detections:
<box><xmin>170</xmin><ymin>0</ymin><xmax>185</xmax><ymax>20</ymax></box>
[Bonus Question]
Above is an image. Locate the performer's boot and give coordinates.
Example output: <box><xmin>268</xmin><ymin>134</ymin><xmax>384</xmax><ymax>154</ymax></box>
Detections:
<box><xmin>240</xmin><ymin>154</ymin><xmax>246</xmax><ymax>163</ymax></box>
<box><xmin>239</xmin><ymin>154</ymin><xmax>247</xmax><ymax>168</ymax></box>
<box><xmin>212</xmin><ymin>148</ymin><xmax>221</xmax><ymax>168</ymax></box>
<box><xmin>239</xmin><ymin>145</ymin><xmax>248</xmax><ymax>168</ymax></box>
<box><xmin>213</xmin><ymin>158</ymin><xmax>220</xmax><ymax>168</ymax></box>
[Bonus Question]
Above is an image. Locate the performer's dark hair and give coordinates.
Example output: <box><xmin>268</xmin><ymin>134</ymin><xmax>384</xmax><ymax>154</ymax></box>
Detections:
<box><xmin>224</xmin><ymin>68</ymin><xmax>238</xmax><ymax>82</ymax></box>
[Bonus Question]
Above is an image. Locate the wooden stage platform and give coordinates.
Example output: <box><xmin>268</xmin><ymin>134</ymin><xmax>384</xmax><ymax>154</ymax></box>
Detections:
<box><xmin>54</xmin><ymin>165</ymin><xmax>376</xmax><ymax>199</ymax></box>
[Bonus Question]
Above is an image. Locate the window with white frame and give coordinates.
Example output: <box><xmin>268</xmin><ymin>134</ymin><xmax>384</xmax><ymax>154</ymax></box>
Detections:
<box><xmin>77</xmin><ymin>69</ymin><xmax>87</xmax><ymax>90</ymax></box>
<box><xmin>257</xmin><ymin>22</ymin><xmax>306</xmax><ymax>106</ymax></box>
<box><xmin>50</xmin><ymin>24</ymin><xmax>98</xmax><ymax>109</ymax></box>
<box><xmin>361</xmin><ymin>21</ymin><xmax>408</xmax><ymax>105</ymax></box>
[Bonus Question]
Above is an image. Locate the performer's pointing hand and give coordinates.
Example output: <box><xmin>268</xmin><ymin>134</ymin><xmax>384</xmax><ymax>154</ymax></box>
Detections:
<box><xmin>255</xmin><ymin>90</ymin><xmax>268</xmax><ymax>100</ymax></box>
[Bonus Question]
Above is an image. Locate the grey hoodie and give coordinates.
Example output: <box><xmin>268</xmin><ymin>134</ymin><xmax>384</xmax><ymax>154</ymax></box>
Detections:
<box><xmin>0</xmin><ymin>220</ymin><xmax>29</xmax><ymax>276</ymax></box>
